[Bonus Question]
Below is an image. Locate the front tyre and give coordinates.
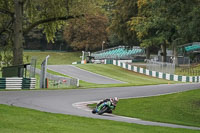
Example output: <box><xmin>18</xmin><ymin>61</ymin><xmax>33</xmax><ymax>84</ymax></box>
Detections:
<box><xmin>92</xmin><ymin>109</ymin><xmax>96</xmax><ymax>114</ymax></box>
<box><xmin>98</xmin><ymin>106</ymin><xmax>109</xmax><ymax>115</ymax></box>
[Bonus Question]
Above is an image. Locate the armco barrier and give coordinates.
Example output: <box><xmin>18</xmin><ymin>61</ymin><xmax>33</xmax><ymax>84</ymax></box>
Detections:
<box><xmin>110</xmin><ymin>60</ymin><xmax>200</xmax><ymax>83</ymax></box>
<box><xmin>0</xmin><ymin>77</ymin><xmax>36</xmax><ymax>90</ymax></box>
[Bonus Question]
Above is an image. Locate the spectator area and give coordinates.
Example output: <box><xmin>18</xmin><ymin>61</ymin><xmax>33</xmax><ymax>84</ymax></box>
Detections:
<box><xmin>184</xmin><ymin>42</ymin><xmax>200</xmax><ymax>52</ymax></box>
<box><xmin>91</xmin><ymin>46</ymin><xmax>145</xmax><ymax>60</ymax></box>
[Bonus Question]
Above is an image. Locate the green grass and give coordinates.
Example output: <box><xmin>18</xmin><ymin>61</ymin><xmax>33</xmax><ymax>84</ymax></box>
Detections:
<box><xmin>175</xmin><ymin>65</ymin><xmax>200</xmax><ymax>76</ymax></box>
<box><xmin>0</xmin><ymin>104</ymin><xmax>199</xmax><ymax>133</ymax></box>
<box><xmin>113</xmin><ymin>89</ymin><xmax>200</xmax><ymax>127</ymax></box>
<box><xmin>76</xmin><ymin>64</ymin><xmax>176</xmax><ymax>87</ymax></box>
<box><xmin>79</xmin><ymin>80</ymin><xmax>130</xmax><ymax>89</ymax></box>
<box><xmin>24</xmin><ymin>51</ymin><xmax>81</xmax><ymax>67</ymax></box>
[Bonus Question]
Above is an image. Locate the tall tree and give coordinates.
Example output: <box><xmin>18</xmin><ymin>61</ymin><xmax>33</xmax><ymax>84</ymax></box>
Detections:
<box><xmin>0</xmin><ymin>0</ymin><xmax>105</xmax><ymax>65</ymax></box>
<box><xmin>63</xmin><ymin>14</ymin><xmax>108</xmax><ymax>51</ymax></box>
<box><xmin>13</xmin><ymin>0</ymin><xmax>23</xmax><ymax>65</ymax></box>
<box><xmin>109</xmin><ymin>0</ymin><xmax>139</xmax><ymax>46</ymax></box>
<box><xmin>128</xmin><ymin>0</ymin><xmax>200</xmax><ymax>63</ymax></box>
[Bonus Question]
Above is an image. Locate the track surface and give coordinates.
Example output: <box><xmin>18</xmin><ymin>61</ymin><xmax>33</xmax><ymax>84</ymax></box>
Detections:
<box><xmin>0</xmin><ymin>83</ymin><xmax>200</xmax><ymax>130</ymax></box>
<box><xmin>47</xmin><ymin>65</ymin><xmax>124</xmax><ymax>84</ymax></box>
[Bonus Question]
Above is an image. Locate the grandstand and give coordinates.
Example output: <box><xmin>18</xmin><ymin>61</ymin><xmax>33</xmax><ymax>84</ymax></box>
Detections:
<box><xmin>91</xmin><ymin>46</ymin><xmax>145</xmax><ymax>60</ymax></box>
<box><xmin>184</xmin><ymin>42</ymin><xmax>200</xmax><ymax>52</ymax></box>
<box><xmin>177</xmin><ymin>42</ymin><xmax>200</xmax><ymax>64</ymax></box>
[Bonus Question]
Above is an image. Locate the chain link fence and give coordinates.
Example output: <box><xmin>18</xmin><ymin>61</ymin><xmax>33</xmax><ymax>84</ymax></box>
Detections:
<box><xmin>46</xmin><ymin>72</ymin><xmax>79</xmax><ymax>88</ymax></box>
<box><xmin>146</xmin><ymin>60</ymin><xmax>175</xmax><ymax>74</ymax></box>
<box><xmin>27</xmin><ymin>66</ymin><xmax>79</xmax><ymax>88</ymax></box>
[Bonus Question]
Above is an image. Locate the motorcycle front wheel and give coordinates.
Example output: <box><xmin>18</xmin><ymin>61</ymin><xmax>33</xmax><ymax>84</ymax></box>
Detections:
<box><xmin>98</xmin><ymin>106</ymin><xmax>109</xmax><ymax>115</ymax></box>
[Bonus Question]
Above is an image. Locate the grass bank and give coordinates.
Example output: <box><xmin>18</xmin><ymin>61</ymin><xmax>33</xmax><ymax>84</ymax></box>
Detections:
<box><xmin>77</xmin><ymin>64</ymin><xmax>176</xmax><ymax>87</ymax></box>
<box><xmin>0</xmin><ymin>104</ymin><xmax>199</xmax><ymax>133</ymax></box>
<box><xmin>24</xmin><ymin>51</ymin><xmax>81</xmax><ymax>66</ymax></box>
<box><xmin>113</xmin><ymin>89</ymin><xmax>200</xmax><ymax>127</ymax></box>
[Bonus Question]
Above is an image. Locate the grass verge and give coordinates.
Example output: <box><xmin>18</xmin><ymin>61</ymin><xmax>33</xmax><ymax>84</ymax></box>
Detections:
<box><xmin>0</xmin><ymin>104</ymin><xmax>199</xmax><ymax>133</ymax></box>
<box><xmin>24</xmin><ymin>51</ymin><xmax>81</xmax><ymax>67</ymax></box>
<box><xmin>76</xmin><ymin>64</ymin><xmax>177</xmax><ymax>87</ymax></box>
<box><xmin>113</xmin><ymin>89</ymin><xmax>200</xmax><ymax>127</ymax></box>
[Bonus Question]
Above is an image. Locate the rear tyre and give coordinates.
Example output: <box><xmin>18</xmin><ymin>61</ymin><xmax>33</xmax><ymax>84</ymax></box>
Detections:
<box><xmin>107</xmin><ymin>109</ymin><xmax>112</xmax><ymax>114</ymax></box>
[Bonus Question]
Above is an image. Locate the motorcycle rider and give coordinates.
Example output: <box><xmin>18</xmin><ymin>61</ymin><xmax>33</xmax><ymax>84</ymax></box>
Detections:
<box><xmin>92</xmin><ymin>97</ymin><xmax>119</xmax><ymax>114</ymax></box>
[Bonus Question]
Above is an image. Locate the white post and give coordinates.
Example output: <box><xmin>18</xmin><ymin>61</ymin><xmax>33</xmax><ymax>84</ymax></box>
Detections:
<box><xmin>44</xmin><ymin>55</ymin><xmax>50</xmax><ymax>78</ymax></box>
<box><xmin>40</xmin><ymin>55</ymin><xmax>50</xmax><ymax>88</ymax></box>
<box><xmin>77</xmin><ymin>79</ymin><xmax>80</xmax><ymax>87</ymax></box>
<box><xmin>82</xmin><ymin>51</ymin><xmax>84</xmax><ymax>61</ymax></box>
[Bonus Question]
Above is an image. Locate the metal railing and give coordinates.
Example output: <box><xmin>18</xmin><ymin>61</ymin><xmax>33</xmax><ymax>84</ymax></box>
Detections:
<box><xmin>146</xmin><ymin>60</ymin><xmax>175</xmax><ymax>74</ymax></box>
<box><xmin>27</xmin><ymin>66</ymin><xmax>79</xmax><ymax>87</ymax></box>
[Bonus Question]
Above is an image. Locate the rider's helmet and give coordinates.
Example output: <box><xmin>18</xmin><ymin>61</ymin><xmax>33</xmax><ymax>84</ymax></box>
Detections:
<box><xmin>110</xmin><ymin>97</ymin><xmax>119</xmax><ymax>106</ymax></box>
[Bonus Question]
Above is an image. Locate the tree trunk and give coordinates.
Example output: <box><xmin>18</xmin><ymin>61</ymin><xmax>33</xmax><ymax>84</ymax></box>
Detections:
<box><xmin>13</xmin><ymin>0</ymin><xmax>23</xmax><ymax>65</ymax></box>
<box><xmin>146</xmin><ymin>47</ymin><xmax>150</xmax><ymax>59</ymax></box>
<box><xmin>161</xmin><ymin>42</ymin><xmax>167</xmax><ymax>62</ymax></box>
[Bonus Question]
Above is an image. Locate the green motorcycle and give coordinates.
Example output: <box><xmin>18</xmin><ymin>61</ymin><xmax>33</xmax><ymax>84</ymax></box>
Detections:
<box><xmin>92</xmin><ymin>99</ymin><xmax>117</xmax><ymax>115</ymax></box>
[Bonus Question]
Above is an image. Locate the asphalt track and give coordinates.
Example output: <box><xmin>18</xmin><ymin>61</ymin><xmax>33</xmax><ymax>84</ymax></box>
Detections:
<box><xmin>0</xmin><ymin>83</ymin><xmax>200</xmax><ymax>130</ymax></box>
<box><xmin>47</xmin><ymin>65</ymin><xmax>124</xmax><ymax>84</ymax></box>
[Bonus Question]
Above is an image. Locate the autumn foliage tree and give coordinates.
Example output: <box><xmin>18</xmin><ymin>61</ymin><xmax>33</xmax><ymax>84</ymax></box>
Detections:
<box><xmin>64</xmin><ymin>14</ymin><xmax>108</xmax><ymax>51</ymax></box>
<box><xmin>0</xmin><ymin>0</ymin><xmax>106</xmax><ymax>65</ymax></box>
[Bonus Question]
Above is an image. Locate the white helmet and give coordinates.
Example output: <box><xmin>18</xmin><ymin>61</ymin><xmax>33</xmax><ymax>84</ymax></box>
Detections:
<box><xmin>114</xmin><ymin>97</ymin><xmax>119</xmax><ymax>102</ymax></box>
<box><xmin>111</xmin><ymin>97</ymin><xmax>119</xmax><ymax>105</ymax></box>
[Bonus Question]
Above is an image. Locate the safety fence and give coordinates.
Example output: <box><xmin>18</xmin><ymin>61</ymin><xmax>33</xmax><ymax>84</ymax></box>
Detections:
<box><xmin>146</xmin><ymin>60</ymin><xmax>175</xmax><ymax>74</ymax></box>
<box><xmin>0</xmin><ymin>77</ymin><xmax>36</xmax><ymax>90</ymax></box>
<box><xmin>46</xmin><ymin>73</ymin><xmax>79</xmax><ymax>88</ymax></box>
<box><xmin>31</xmin><ymin>67</ymin><xmax>79</xmax><ymax>88</ymax></box>
<box><xmin>178</xmin><ymin>68</ymin><xmax>200</xmax><ymax>76</ymax></box>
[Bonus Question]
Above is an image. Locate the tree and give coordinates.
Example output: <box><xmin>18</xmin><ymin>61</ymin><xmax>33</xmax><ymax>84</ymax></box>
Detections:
<box><xmin>64</xmin><ymin>14</ymin><xmax>109</xmax><ymax>51</ymax></box>
<box><xmin>109</xmin><ymin>0</ymin><xmax>139</xmax><ymax>46</ymax></box>
<box><xmin>0</xmin><ymin>0</ymin><xmax>105</xmax><ymax>65</ymax></box>
<box><xmin>128</xmin><ymin>0</ymin><xmax>200</xmax><ymax>63</ymax></box>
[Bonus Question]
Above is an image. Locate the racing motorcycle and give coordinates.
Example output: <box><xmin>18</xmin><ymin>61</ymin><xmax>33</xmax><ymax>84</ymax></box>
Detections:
<box><xmin>92</xmin><ymin>99</ymin><xmax>116</xmax><ymax>115</ymax></box>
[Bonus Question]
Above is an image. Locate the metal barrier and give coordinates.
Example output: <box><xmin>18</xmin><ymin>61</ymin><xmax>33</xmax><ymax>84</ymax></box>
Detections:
<box><xmin>0</xmin><ymin>77</ymin><xmax>36</xmax><ymax>89</ymax></box>
<box><xmin>46</xmin><ymin>72</ymin><xmax>79</xmax><ymax>88</ymax></box>
<box><xmin>28</xmin><ymin>66</ymin><xmax>79</xmax><ymax>88</ymax></box>
<box><xmin>146</xmin><ymin>60</ymin><xmax>175</xmax><ymax>74</ymax></box>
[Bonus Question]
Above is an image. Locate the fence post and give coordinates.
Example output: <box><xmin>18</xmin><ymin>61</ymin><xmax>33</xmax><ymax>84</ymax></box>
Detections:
<box><xmin>40</xmin><ymin>55</ymin><xmax>50</xmax><ymax>88</ymax></box>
